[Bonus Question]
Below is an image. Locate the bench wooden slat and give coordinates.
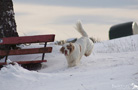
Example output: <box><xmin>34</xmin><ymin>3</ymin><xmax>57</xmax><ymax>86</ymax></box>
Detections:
<box><xmin>0</xmin><ymin>47</ymin><xmax>52</xmax><ymax>56</ymax></box>
<box><xmin>0</xmin><ymin>34</ymin><xmax>55</xmax><ymax>45</ymax></box>
<box><xmin>17</xmin><ymin>60</ymin><xmax>47</xmax><ymax>64</ymax></box>
<box><xmin>0</xmin><ymin>60</ymin><xmax>47</xmax><ymax>65</ymax></box>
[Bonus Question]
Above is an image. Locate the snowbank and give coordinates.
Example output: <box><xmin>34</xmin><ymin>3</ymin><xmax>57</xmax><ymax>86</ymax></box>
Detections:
<box><xmin>0</xmin><ymin>35</ymin><xmax>138</xmax><ymax>90</ymax></box>
<box><xmin>94</xmin><ymin>35</ymin><xmax>138</xmax><ymax>53</ymax></box>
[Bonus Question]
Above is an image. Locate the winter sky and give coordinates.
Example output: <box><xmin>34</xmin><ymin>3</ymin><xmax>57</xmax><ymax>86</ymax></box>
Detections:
<box><xmin>12</xmin><ymin>0</ymin><xmax>138</xmax><ymax>40</ymax></box>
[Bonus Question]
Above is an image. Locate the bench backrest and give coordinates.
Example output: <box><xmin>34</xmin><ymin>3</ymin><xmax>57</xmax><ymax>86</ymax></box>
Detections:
<box><xmin>0</xmin><ymin>34</ymin><xmax>55</xmax><ymax>65</ymax></box>
<box><xmin>0</xmin><ymin>34</ymin><xmax>55</xmax><ymax>45</ymax></box>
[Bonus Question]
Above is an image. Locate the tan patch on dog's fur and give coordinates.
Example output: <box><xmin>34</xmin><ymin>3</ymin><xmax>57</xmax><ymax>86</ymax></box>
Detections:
<box><xmin>60</xmin><ymin>47</ymin><xmax>65</xmax><ymax>54</ymax></box>
<box><xmin>68</xmin><ymin>43</ymin><xmax>74</xmax><ymax>54</ymax></box>
<box><xmin>60</xmin><ymin>43</ymin><xmax>75</xmax><ymax>55</ymax></box>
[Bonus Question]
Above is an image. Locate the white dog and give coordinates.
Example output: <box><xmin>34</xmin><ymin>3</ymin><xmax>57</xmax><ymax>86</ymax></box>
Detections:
<box><xmin>60</xmin><ymin>21</ymin><xmax>93</xmax><ymax>67</ymax></box>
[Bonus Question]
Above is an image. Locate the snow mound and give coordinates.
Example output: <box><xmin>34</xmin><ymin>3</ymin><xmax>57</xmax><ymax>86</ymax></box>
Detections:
<box><xmin>94</xmin><ymin>35</ymin><xmax>138</xmax><ymax>53</ymax></box>
<box><xmin>0</xmin><ymin>63</ymin><xmax>42</xmax><ymax>82</ymax></box>
<box><xmin>0</xmin><ymin>35</ymin><xmax>138</xmax><ymax>90</ymax></box>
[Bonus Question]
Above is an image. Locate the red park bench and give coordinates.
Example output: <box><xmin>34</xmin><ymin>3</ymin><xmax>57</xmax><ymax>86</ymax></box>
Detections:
<box><xmin>0</xmin><ymin>34</ymin><xmax>55</xmax><ymax>69</ymax></box>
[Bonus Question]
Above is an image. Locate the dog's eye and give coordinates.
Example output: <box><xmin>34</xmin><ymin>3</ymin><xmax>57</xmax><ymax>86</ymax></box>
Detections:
<box><xmin>67</xmin><ymin>47</ymin><xmax>71</xmax><ymax>50</ymax></box>
<box><xmin>67</xmin><ymin>46</ymin><xmax>70</xmax><ymax>48</ymax></box>
<box><xmin>67</xmin><ymin>47</ymin><xmax>72</xmax><ymax>51</ymax></box>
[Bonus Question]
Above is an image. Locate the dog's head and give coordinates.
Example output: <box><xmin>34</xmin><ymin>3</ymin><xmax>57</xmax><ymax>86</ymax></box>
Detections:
<box><xmin>60</xmin><ymin>43</ymin><xmax>74</xmax><ymax>56</ymax></box>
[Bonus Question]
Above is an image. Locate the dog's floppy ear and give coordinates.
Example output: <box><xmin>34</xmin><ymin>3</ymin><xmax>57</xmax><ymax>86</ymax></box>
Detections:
<box><xmin>60</xmin><ymin>46</ymin><xmax>64</xmax><ymax>54</ymax></box>
<box><xmin>69</xmin><ymin>42</ymin><xmax>73</xmax><ymax>46</ymax></box>
<box><xmin>69</xmin><ymin>43</ymin><xmax>74</xmax><ymax>52</ymax></box>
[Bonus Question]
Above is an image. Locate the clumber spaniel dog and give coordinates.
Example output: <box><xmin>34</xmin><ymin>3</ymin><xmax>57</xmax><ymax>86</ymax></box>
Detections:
<box><xmin>60</xmin><ymin>21</ymin><xmax>93</xmax><ymax>67</ymax></box>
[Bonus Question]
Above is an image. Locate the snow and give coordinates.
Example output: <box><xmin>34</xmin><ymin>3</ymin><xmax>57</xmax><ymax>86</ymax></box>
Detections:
<box><xmin>1</xmin><ymin>35</ymin><xmax>138</xmax><ymax>90</ymax></box>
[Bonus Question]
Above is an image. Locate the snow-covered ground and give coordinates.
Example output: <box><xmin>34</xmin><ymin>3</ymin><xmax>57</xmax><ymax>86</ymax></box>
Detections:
<box><xmin>0</xmin><ymin>35</ymin><xmax>138</xmax><ymax>90</ymax></box>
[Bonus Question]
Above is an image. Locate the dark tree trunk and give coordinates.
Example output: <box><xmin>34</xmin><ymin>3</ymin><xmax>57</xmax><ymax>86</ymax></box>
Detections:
<box><xmin>0</xmin><ymin>0</ymin><xmax>19</xmax><ymax>59</ymax></box>
<box><xmin>0</xmin><ymin>0</ymin><xmax>18</xmax><ymax>38</ymax></box>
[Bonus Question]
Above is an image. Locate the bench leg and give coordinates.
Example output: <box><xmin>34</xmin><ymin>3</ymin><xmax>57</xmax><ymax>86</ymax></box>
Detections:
<box><xmin>5</xmin><ymin>46</ymin><xmax>11</xmax><ymax>64</ymax></box>
<box><xmin>5</xmin><ymin>55</ymin><xmax>8</xmax><ymax>63</ymax></box>
<box><xmin>42</xmin><ymin>42</ymin><xmax>47</xmax><ymax>60</ymax></box>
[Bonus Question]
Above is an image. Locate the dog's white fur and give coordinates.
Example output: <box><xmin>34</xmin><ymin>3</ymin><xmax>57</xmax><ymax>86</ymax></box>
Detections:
<box><xmin>60</xmin><ymin>21</ymin><xmax>93</xmax><ymax>67</ymax></box>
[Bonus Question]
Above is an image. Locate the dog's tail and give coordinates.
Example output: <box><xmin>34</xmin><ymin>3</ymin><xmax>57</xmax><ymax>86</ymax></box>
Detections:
<box><xmin>75</xmin><ymin>21</ymin><xmax>88</xmax><ymax>37</ymax></box>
